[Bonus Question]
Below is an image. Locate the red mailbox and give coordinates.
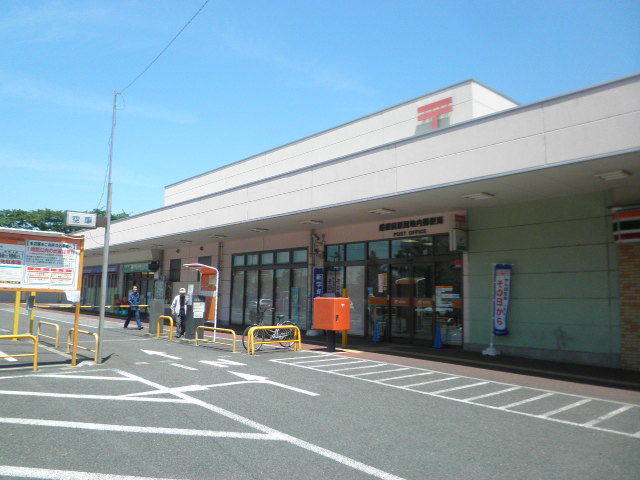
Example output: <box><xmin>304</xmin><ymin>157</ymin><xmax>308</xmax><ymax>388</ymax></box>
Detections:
<box><xmin>314</xmin><ymin>297</ymin><xmax>351</xmax><ymax>331</ymax></box>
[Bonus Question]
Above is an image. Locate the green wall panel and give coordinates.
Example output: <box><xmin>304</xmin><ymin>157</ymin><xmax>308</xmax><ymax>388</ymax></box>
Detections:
<box><xmin>465</xmin><ymin>191</ymin><xmax>620</xmax><ymax>362</ymax></box>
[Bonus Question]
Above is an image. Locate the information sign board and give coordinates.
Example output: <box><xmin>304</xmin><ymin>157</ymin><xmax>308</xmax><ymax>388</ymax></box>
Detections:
<box><xmin>0</xmin><ymin>228</ymin><xmax>84</xmax><ymax>292</ymax></box>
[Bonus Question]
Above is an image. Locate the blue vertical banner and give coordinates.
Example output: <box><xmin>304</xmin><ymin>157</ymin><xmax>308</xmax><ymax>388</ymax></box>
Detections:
<box><xmin>492</xmin><ymin>264</ymin><xmax>512</xmax><ymax>336</ymax></box>
<box><xmin>313</xmin><ymin>268</ymin><xmax>324</xmax><ymax>297</ymax></box>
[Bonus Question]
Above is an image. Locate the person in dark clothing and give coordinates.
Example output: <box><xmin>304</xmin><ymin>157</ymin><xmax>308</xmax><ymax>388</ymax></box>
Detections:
<box><xmin>124</xmin><ymin>285</ymin><xmax>143</xmax><ymax>330</ymax></box>
<box><xmin>171</xmin><ymin>287</ymin><xmax>188</xmax><ymax>338</ymax></box>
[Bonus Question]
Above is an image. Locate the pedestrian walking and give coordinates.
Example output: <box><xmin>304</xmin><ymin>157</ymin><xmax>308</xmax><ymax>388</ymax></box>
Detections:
<box><xmin>124</xmin><ymin>285</ymin><xmax>143</xmax><ymax>330</ymax></box>
<box><xmin>171</xmin><ymin>287</ymin><xmax>188</xmax><ymax>338</ymax></box>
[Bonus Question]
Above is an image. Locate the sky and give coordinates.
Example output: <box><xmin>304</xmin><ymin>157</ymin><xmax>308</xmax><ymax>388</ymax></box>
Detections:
<box><xmin>1</xmin><ymin>0</ymin><xmax>639</xmax><ymax>217</ymax></box>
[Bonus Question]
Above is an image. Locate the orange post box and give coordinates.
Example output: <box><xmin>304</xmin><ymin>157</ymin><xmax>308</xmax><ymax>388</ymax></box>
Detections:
<box><xmin>314</xmin><ymin>297</ymin><xmax>351</xmax><ymax>331</ymax></box>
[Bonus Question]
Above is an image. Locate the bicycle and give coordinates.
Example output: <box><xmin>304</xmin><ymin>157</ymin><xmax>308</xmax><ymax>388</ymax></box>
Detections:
<box><xmin>242</xmin><ymin>308</ymin><xmax>296</xmax><ymax>351</ymax></box>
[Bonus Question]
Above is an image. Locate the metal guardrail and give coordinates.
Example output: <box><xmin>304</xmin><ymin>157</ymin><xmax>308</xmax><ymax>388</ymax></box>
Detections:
<box><xmin>155</xmin><ymin>316</ymin><xmax>174</xmax><ymax>342</ymax></box>
<box><xmin>195</xmin><ymin>327</ymin><xmax>237</xmax><ymax>352</ymax></box>
<box><xmin>67</xmin><ymin>329</ymin><xmax>99</xmax><ymax>362</ymax></box>
<box><xmin>37</xmin><ymin>321</ymin><xmax>60</xmax><ymax>348</ymax></box>
<box><xmin>0</xmin><ymin>334</ymin><xmax>39</xmax><ymax>371</ymax></box>
<box><xmin>246</xmin><ymin>325</ymin><xmax>302</xmax><ymax>355</ymax></box>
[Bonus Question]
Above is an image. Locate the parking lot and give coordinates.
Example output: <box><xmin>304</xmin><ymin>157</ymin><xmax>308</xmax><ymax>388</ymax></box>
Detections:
<box><xmin>1</xmin><ymin>305</ymin><xmax>639</xmax><ymax>480</ymax></box>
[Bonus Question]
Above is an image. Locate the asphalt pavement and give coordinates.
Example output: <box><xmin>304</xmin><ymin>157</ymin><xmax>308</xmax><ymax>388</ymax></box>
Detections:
<box><xmin>0</xmin><ymin>305</ymin><xmax>638</xmax><ymax>480</ymax></box>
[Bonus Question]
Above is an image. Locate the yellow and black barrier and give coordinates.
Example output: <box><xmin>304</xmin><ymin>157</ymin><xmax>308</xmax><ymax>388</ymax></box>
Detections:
<box><xmin>155</xmin><ymin>315</ymin><xmax>174</xmax><ymax>342</ymax></box>
<box><xmin>0</xmin><ymin>334</ymin><xmax>39</xmax><ymax>371</ymax></box>
<box><xmin>67</xmin><ymin>328</ymin><xmax>99</xmax><ymax>362</ymax></box>
<box><xmin>247</xmin><ymin>325</ymin><xmax>302</xmax><ymax>355</ymax></box>
<box><xmin>37</xmin><ymin>321</ymin><xmax>60</xmax><ymax>348</ymax></box>
<box><xmin>195</xmin><ymin>327</ymin><xmax>237</xmax><ymax>352</ymax></box>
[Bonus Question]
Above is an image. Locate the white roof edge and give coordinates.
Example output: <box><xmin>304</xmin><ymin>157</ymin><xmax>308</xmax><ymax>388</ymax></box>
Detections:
<box><xmin>164</xmin><ymin>79</ymin><xmax>512</xmax><ymax>190</ymax></box>
<box><xmin>115</xmin><ymin>73</ymin><xmax>640</xmax><ymax>226</ymax></box>
<box><xmin>0</xmin><ymin>227</ymin><xmax>82</xmax><ymax>238</ymax></box>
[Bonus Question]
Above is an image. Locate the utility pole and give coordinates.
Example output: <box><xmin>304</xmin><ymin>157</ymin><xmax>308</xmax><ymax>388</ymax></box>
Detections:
<box><xmin>97</xmin><ymin>91</ymin><xmax>119</xmax><ymax>363</ymax></box>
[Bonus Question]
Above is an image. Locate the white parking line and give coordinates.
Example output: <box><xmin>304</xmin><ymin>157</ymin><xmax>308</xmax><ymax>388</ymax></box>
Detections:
<box><xmin>330</xmin><ymin>363</ymin><xmax>386</xmax><ymax>372</ymax></box>
<box><xmin>404</xmin><ymin>376</ymin><xmax>459</xmax><ymax>388</ymax></box>
<box><xmin>462</xmin><ymin>386</ymin><xmax>521</xmax><ymax>402</ymax></box>
<box><xmin>583</xmin><ymin>405</ymin><xmax>633</xmax><ymax>427</ymax></box>
<box><xmin>0</xmin><ymin>465</ymin><xmax>183</xmax><ymax>480</ymax></box>
<box><xmin>430</xmin><ymin>381</ymin><xmax>489</xmax><ymax>395</ymax></box>
<box><xmin>540</xmin><ymin>398</ymin><xmax>592</xmax><ymax>418</ymax></box>
<box><xmin>272</xmin><ymin>357</ymin><xmax>640</xmax><ymax>440</ymax></box>
<box><xmin>499</xmin><ymin>393</ymin><xmax>555</xmax><ymax>410</ymax></box>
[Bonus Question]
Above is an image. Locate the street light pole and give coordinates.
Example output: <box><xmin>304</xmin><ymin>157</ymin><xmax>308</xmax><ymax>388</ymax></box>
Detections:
<box><xmin>97</xmin><ymin>91</ymin><xmax>119</xmax><ymax>363</ymax></box>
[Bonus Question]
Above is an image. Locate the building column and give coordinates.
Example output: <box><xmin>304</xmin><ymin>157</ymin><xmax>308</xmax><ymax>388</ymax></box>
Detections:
<box><xmin>619</xmin><ymin>242</ymin><xmax>640</xmax><ymax>371</ymax></box>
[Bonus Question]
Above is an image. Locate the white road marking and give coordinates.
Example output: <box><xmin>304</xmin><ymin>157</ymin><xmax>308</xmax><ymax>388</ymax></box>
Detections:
<box><xmin>115</xmin><ymin>369</ymin><xmax>407</xmax><ymax>480</ymax></box>
<box><xmin>540</xmin><ymin>398</ymin><xmax>592</xmax><ymax>418</ymax></box>
<box><xmin>0</xmin><ymin>465</ymin><xmax>183</xmax><ymax>479</ymax></box>
<box><xmin>0</xmin><ymin>416</ymin><xmax>279</xmax><ymax>440</ymax></box>
<box><xmin>273</xmin><ymin>357</ymin><xmax>640</xmax><ymax>439</ymax></box>
<box><xmin>169</xmin><ymin>363</ymin><xmax>198</xmax><ymax>371</ymax></box>
<box><xmin>199</xmin><ymin>358</ymin><xmax>246</xmax><ymax>368</ymax></box>
<box><xmin>0</xmin><ymin>351</ymin><xmax>17</xmax><ymax>362</ymax></box>
<box><xmin>310</xmin><ymin>360</ymin><xmax>371</xmax><ymax>368</ymax></box>
<box><xmin>499</xmin><ymin>393</ymin><xmax>555</xmax><ymax>410</ymax></box>
<box><xmin>404</xmin><ymin>376</ymin><xmax>459</xmax><ymax>388</ymax></box>
<box><xmin>376</xmin><ymin>371</ymin><xmax>435</xmax><ymax>381</ymax></box>
<box><xmin>330</xmin><ymin>363</ymin><xmax>386</xmax><ymax>372</ymax></box>
<box><xmin>429</xmin><ymin>381</ymin><xmax>489</xmax><ymax>395</ymax></box>
<box><xmin>463</xmin><ymin>386</ymin><xmax>521</xmax><ymax>401</ymax></box>
<box><xmin>0</xmin><ymin>389</ymin><xmax>187</xmax><ymax>403</ymax></box>
<box><xmin>227</xmin><ymin>371</ymin><xmax>319</xmax><ymax>396</ymax></box>
<box><xmin>583</xmin><ymin>405</ymin><xmax>633</xmax><ymax>427</ymax></box>
<box><xmin>140</xmin><ymin>349</ymin><xmax>181</xmax><ymax>360</ymax></box>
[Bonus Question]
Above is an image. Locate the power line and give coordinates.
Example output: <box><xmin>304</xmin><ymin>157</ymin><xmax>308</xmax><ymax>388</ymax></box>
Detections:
<box><xmin>120</xmin><ymin>0</ymin><xmax>210</xmax><ymax>93</ymax></box>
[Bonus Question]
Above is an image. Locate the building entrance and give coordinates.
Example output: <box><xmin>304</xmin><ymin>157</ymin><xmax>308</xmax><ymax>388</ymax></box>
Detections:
<box><xmin>366</xmin><ymin>258</ymin><xmax>462</xmax><ymax>344</ymax></box>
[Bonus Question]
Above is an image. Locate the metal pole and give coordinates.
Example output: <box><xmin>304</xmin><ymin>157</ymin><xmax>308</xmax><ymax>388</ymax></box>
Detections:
<box><xmin>97</xmin><ymin>91</ymin><xmax>119</xmax><ymax>363</ymax></box>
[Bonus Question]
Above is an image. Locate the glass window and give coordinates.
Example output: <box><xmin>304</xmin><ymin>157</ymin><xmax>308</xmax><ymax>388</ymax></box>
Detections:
<box><xmin>261</xmin><ymin>252</ymin><xmax>274</xmax><ymax>265</ymax></box>
<box><xmin>276</xmin><ymin>251</ymin><xmax>290</xmax><ymax>264</ymax></box>
<box><xmin>434</xmin><ymin>234</ymin><xmax>450</xmax><ymax>254</ymax></box>
<box><xmin>291</xmin><ymin>268</ymin><xmax>308</xmax><ymax>328</ymax></box>
<box><xmin>368</xmin><ymin>241</ymin><xmax>389</xmax><ymax>260</ymax></box>
<box><xmin>346</xmin><ymin>243</ymin><xmax>365</xmax><ymax>261</ymax></box>
<box><xmin>230</xmin><ymin>271</ymin><xmax>245</xmax><ymax>325</ymax></box>
<box><xmin>247</xmin><ymin>253</ymin><xmax>259</xmax><ymax>266</ymax></box>
<box><xmin>259</xmin><ymin>270</ymin><xmax>274</xmax><ymax>323</ymax></box>
<box><xmin>233</xmin><ymin>255</ymin><xmax>245</xmax><ymax>267</ymax></box>
<box><xmin>326</xmin><ymin>244</ymin><xmax>344</xmax><ymax>262</ymax></box>
<box><xmin>275</xmin><ymin>268</ymin><xmax>290</xmax><ymax>319</ymax></box>
<box><xmin>244</xmin><ymin>270</ymin><xmax>258</xmax><ymax>324</ymax></box>
<box><xmin>169</xmin><ymin>259</ymin><xmax>181</xmax><ymax>282</ymax></box>
<box><xmin>292</xmin><ymin>249</ymin><xmax>307</xmax><ymax>263</ymax></box>
<box><xmin>391</xmin><ymin>236</ymin><xmax>432</xmax><ymax>258</ymax></box>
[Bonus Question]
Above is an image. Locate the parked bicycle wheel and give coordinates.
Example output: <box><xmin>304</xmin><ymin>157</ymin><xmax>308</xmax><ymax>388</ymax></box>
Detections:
<box><xmin>278</xmin><ymin>321</ymin><xmax>296</xmax><ymax>348</ymax></box>
<box><xmin>242</xmin><ymin>325</ymin><xmax>265</xmax><ymax>351</ymax></box>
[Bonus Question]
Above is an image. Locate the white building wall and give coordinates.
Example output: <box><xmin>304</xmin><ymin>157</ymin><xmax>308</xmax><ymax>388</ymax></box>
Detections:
<box><xmin>163</xmin><ymin>81</ymin><xmax>517</xmax><ymax>207</ymax></box>
<box><xmin>82</xmin><ymin>76</ymin><xmax>639</xmax><ymax>252</ymax></box>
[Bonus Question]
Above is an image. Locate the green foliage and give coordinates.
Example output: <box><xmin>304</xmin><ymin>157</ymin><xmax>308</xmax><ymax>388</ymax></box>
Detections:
<box><xmin>0</xmin><ymin>209</ymin><xmax>130</xmax><ymax>234</ymax></box>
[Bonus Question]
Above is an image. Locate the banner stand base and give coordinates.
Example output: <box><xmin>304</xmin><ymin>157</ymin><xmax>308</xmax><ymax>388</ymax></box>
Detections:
<box><xmin>482</xmin><ymin>345</ymin><xmax>500</xmax><ymax>356</ymax></box>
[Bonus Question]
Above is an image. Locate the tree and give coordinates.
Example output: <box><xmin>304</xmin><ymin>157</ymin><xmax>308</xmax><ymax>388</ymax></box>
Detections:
<box><xmin>0</xmin><ymin>209</ymin><xmax>130</xmax><ymax>234</ymax></box>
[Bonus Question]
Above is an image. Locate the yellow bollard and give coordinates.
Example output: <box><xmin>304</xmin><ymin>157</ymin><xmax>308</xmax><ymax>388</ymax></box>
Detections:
<box><xmin>29</xmin><ymin>292</ymin><xmax>36</xmax><ymax>334</ymax></box>
<box><xmin>13</xmin><ymin>291</ymin><xmax>20</xmax><ymax>338</ymax></box>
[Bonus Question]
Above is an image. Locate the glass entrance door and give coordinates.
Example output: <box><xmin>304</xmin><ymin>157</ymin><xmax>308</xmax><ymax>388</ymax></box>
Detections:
<box><xmin>390</xmin><ymin>264</ymin><xmax>434</xmax><ymax>342</ymax></box>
